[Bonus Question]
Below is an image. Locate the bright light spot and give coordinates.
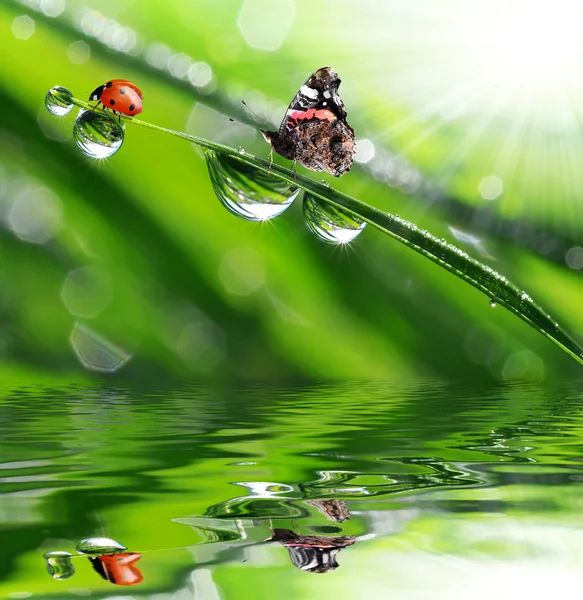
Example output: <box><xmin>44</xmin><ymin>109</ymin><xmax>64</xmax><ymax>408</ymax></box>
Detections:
<box><xmin>145</xmin><ymin>42</ymin><xmax>172</xmax><ymax>69</ymax></box>
<box><xmin>355</xmin><ymin>138</ymin><xmax>375</xmax><ymax>164</ymax></box>
<box><xmin>67</xmin><ymin>40</ymin><xmax>90</xmax><ymax>64</ymax></box>
<box><xmin>478</xmin><ymin>174</ymin><xmax>503</xmax><ymax>200</ymax></box>
<box><xmin>40</xmin><ymin>0</ymin><xmax>65</xmax><ymax>17</ymax></box>
<box><xmin>219</xmin><ymin>247</ymin><xmax>265</xmax><ymax>296</ymax></box>
<box><xmin>8</xmin><ymin>593</ymin><xmax>32</xmax><ymax>599</ymax></box>
<box><xmin>457</xmin><ymin>0</ymin><xmax>583</xmax><ymax>89</ymax></box>
<box><xmin>8</xmin><ymin>186</ymin><xmax>62</xmax><ymax>244</ymax></box>
<box><xmin>106</xmin><ymin>25</ymin><xmax>136</xmax><ymax>53</ymax></box>
<box><xmin>237</xmin><ymin>0</ymin><xmax>295</xmax><ymax>51</ymax></box>
<box><xmin>70</xmin><ymin>322</ymin><xmax>131</xmax><ymax>373</ymax></box>
<box><xmin>502</xmin><ymin>350</ymin><xmax>544</xmax><ymax>380</ymax></box>
<box><xmin>168</xmin><ymin>52</ymin><xmax>192</xmax><ymax>79</ymax></box>
<box><xmin>188</xmin><ymin>62</ymin><xmax>213</xmax><ymax>87</ymax></box>
<box><xmin>60</xmin><ymin>266</ymin><xmax>112</xmax><ymax>318</ymax></box>
<box><xmin>566</xmin><ymin>246</ymin><xmax>583</xmax><ymax>270</ymax></box>
<box><xmin>79</xmin><ymin>10</ymin><xmax>107</xmax><ymax>37</ymax></box>
<box><xmin>11</xmin><ymin>15</ymin><xmax>35</xmax><ymax>40</ymax></box>
<box><xmin>448</xmin><ymin>226</ymin><xmax>493</xmax><ymax>258</ymax></box>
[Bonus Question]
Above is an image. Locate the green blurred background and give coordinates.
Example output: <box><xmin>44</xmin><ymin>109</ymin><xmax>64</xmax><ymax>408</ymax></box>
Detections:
<box><xmin>1</xmin><ymin>0</ymin><xmax>582</xmax><ymax>382</ymax></box>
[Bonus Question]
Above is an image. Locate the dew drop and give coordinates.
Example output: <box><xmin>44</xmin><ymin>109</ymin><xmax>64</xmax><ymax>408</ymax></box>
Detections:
<box><xmin>206</xmin><ymin>151</ymin><xmax>300</xmax><ymax>221</ymax></box>
<box><xmin>489</xmin><ymin>298</ymin><xmax>498</xmax><ymax>308</ymax></box>
<box><xmin>44</xmin><ymin>551</ymin><xmax>75</xmax><ymax>580</ymax></box>
<box><xmin>303</xmin><ymin>193</ymin><xmax>366</xmax><ymax>244</ymax></box>
<box><xmin>237</xmin><ymin>146</ymin><xmax>245</xmax><ymax>154</ymax></box>
<box><xmin>45</xmin><ymin>86</ymin><xmax>73</xmax><ymax>116</ymax></box>
<box><xmin>320</xmin><ymin>180</ymin><xmax>330</xmax><ymax>187</ymax></box>
<box><xmin>76</xmin><ymin>537</ymin><xmax>127</xmax><ymax>555</ymax></box>
<box><xmin>73</xmin><ymin>109</ymin><xmax>124</xmax><ymax>159</ymax></box>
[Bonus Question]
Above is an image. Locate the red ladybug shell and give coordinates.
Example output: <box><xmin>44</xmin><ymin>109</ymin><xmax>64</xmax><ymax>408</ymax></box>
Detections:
<box><xmin>89</xmin><ymin>79</ymin><xmax>143</xmax><ymax>117</ymax></box>
<box><xmin>89</xmin><ymin>552</ymin><xmax>144</xmax><ymax>586</ymax></box>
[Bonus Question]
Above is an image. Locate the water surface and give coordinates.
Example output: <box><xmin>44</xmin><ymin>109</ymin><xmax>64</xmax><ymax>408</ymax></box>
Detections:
<box><xmin>2</xmin><ymin>381</ymin><xmax>583</xmax><ymax>599</ymax></box>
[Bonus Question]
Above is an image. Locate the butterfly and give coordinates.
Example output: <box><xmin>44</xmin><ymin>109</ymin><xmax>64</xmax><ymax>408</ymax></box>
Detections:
<box><xmin>261</xmin><ymin>67</ymin><xmax>356</xmax><ymax>177</ymax></box>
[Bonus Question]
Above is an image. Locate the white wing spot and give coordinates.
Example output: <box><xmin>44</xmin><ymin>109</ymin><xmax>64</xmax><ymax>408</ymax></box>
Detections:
<box><xmin>300</xmin><ymin>85</ymin><xmax>319</xmax><ymax>99</ymax></box>
<box><xmin>323</xmin><ymin>90</ymin><xmax>331</xmax><ymax>99</ymax></box>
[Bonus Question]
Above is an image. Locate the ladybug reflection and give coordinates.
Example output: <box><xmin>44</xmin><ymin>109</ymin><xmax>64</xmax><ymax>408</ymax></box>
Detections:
<box><xmin>267</xmin><ymin>529</ymin><xmax>356</xmax><ymax>573</ymax></box>
<box><xmin>89</xmin><ymin>552</ymin><xmax>143</xmax><ymax>586</ymax></box>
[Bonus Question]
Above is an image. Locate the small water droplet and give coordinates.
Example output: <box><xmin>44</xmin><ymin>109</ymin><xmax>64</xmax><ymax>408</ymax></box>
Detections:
<box><xmin>303</xmin><ymin>193</ymin><xmax>366</xmax><ymax>244</ymax></box>
<box><xmin>489</xmin><ymin>298</ymin><xmax>498</xmax><ymax>308</ymax></box>
<box><xmin>73</xmin><ymin>109</ymin><xmax>124</xmax><ymax>159</ymax></box>
<box><xmin>321</xmin><ymin>180</ymin><xmax>330</xmax><ymax>187</ymax></box>
<box><xmin>76</xmin><ymin>537</ymin><xmax>127</xmax><ymax>555</ymax></box>
<box><xmin>237</xmin><ymin>146</ymin><xmax>245</xmax><ymax>154</ymax></box>
<box><xmin>44</xmin><ymin>551</ymin><xmax>75</xmax><ymax>580</ymax></box>
<box><xmin>45</xmin><ymin>86</ymin><xmax>73</xmax><ymax>116</ymax></box>
<box><xmin>206</xmin><ymin>151</ymin><xmax>300</xmax><ymax>221</ymax></box>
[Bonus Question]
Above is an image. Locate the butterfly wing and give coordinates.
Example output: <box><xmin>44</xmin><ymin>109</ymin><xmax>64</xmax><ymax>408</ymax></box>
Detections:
<box><xmin>263</xmin><ymin>66</ymin><xmax>356</xmax><ymax>177</ymax></box>
<box><xmin>278</xmin><ymin>67</ymin><xmax>348</xmax><ymax>136</ymax></box>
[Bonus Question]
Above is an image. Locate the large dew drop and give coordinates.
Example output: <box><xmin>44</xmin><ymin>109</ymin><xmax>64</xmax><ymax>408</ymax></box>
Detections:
<box><xmin>73</xmin><ymin>109</ymin><xmax>124</xmax><ymax>159</ymax></box>
<box><xmin>45</xmin><ymin>86</ymin><xmax>73</xmax><ymax>116</ymax></box>
<box><xmin>76</xmin><ymin>537</ymin><xmax>128</xmax><ymax>555</ymax></box>
<box><xmin>303</xmin><ymin>193</ymin><xmax>366</xmax><ymax>244</ymax></box>
<box><xmin>206</xmin><ymin>151</ymin><xmax>300</xmax><ymax>221</ymax></box>
<box><xmin>44</xmin><ymin>551</ymin><xmax>75</xmax><ymax>580</ymax></box>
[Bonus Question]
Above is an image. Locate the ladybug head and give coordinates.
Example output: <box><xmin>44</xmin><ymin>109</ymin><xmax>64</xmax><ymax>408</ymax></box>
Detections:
<box><xmin>89</xmin><ymin>85</ymin><xmax>104</xmax><ymax>101</ymax></box>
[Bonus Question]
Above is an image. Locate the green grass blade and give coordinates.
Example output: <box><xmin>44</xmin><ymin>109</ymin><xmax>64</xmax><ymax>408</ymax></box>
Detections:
<box><xmin>50</xmin><ymin>89</ymin><xmax>583</xmax><ymax>366</ymax></box>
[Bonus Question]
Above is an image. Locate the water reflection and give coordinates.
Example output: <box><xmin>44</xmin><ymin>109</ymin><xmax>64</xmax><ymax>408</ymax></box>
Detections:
<box><xmin>89</xmin><ymin>552</ymin><xmax>143</xmax><ymax>586</ymax></box>
<box><xmin>3</xmin><ymin>381</ymin><xmax>583</xmax><ymax>597</ymax></box>
<box><xmin>43</xmin><ymin>538</ymin><xmax>143</xmax><ymax>587</ymax></box>
<box><xmin>267</xmin><ymin>529</ymin><xmax>356</xmax><ymax>573</ymax></box>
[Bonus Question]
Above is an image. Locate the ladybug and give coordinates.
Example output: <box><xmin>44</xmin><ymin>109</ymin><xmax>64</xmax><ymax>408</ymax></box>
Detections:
<box><xmin>88</xmin><ymin>552</ymin><xmax>143</xmax><ymax>586</ymax></box>
<box><xmin>89</xmin><ymin>79</ymin><xmax>143</xmax><ymax>117</ymax></box>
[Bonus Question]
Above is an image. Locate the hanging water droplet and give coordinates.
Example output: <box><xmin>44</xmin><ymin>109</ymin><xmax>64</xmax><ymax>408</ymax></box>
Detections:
<box><xmin>44</xmin><ymin>551</ymin><xmax>75</xmax><ymax>580</ymax></box>
<box><xmin>237</xmin><ymin>146</ymin><xmax>245</xmax><ymax>154</ymax></box>
<box><xmin>303</xmin><ymin>193</ymin><xmax>366</xmax><ymax>244</ymax></box>
<box><xmin>73</xmin><ymin>109</ymin><xmax>124</xmax><ymax>159</ymax></box>
<box><xmin>206</xmin><ymin>151</ymin><xmax>300</xmax><ymax>221</ymax></box>
<box><xmin>489</xmin><ymin>298</ymin><xmax>498</xmax><ymax>308</ymax></box>
<box><xmin>45</xmin><ymin>86</ymin><xmax>73</xmax><ymax>116</ymax></box>
<box><xmin>76</xmin><ymin>537</ymin><xmax>127</xmax><ymax>555</ymax></box>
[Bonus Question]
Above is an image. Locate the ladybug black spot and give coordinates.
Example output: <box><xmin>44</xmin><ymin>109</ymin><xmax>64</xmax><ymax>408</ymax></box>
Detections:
<box><xmin>110</xmin><ymin>99</ymin><xmax>115</xmax><ymax>106</ymax></box>
<box><xmin>129</xmin><ymin>103</ymin><xmax>136</xmax><ymax>112</ymax></box>
<box><xmin>119</xmin><ymin>88</ymin><xmax>126</xmax><ymax>95</ymax></box>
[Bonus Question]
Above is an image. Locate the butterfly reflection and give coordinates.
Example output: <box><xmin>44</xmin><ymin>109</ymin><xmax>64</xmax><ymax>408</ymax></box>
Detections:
<box><xmin>267</xmin><ymin>528</ymin><xmax>357</xmax><ymax>573</ymax></box>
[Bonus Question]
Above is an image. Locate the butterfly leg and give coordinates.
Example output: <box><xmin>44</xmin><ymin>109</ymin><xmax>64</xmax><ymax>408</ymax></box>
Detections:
<box><xmin>266</xmin><ymin>147</ymin><xmax>274</xmax><ymax>172</ymax></box>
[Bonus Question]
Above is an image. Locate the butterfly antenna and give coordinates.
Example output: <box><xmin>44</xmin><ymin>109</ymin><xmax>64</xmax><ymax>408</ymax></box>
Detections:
<box><xmin>241</xmin><ymin>100</ymin><xmax>269</xmax><ymax>129</ymax></box>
